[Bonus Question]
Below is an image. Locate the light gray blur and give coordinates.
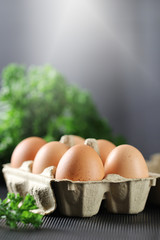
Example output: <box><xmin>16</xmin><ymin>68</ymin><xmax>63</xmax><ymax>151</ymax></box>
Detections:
<box><xmin>0</xmin><ymin>0</ymin><xmax>160</xmax><ymax>158</ymax></box>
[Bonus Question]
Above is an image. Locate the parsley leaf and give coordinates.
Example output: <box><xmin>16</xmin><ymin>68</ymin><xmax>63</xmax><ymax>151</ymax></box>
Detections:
<box><xmin>0</xmin><ymin>193</ymin><xmax>43</xmax><ymax>229</ymax></box>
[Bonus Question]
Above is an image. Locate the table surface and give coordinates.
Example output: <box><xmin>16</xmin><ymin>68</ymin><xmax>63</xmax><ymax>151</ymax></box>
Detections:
<box><xmin>1</xmin><ymin>184</ymin><xmax>160</xmax><ymax>240</ymax></box>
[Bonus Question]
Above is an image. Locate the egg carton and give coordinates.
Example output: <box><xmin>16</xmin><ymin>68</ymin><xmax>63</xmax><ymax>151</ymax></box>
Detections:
<box><xmin>2</xmin><ymin>161</ymin><xmax>158</xmax><ymax>217</ymax></box>
<box><xmin>2</xmin><ymin>161</ymin><xmax>57</xmax><ymax>215</ymax></box>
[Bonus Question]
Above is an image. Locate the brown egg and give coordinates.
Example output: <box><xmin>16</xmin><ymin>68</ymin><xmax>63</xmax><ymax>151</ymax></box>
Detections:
<box><xmin>104</xmin><ymin>144</ymin><xmax>149</xmax><ymax>179</ymax></box>
<box><xmin>72</xmin><ymin>135</ymin><xmax>85</xmax><ymax>145</ymax></box>
<box><xmin>97</xmin><ymin>139</ymin><xmax>116</xmax><ymax>165</ymax></box>
<box><xmin>11</xmin><ymin>137</ymin><xmax>46</xmax><ymax>168</ymax></box>
<box><xmin>55</xmin><ymin>144</ymin><xmax>104</xmax><ymax>181</ymax></box>
<box><xmin>60</xmin><ymin>135</ymin><xmax>85</xmax><ymax>148</ymax></box>
<box><xmin>32</xmin><ymin>141</ymin><xmax>68</xmax><ymax>174</ymax></box>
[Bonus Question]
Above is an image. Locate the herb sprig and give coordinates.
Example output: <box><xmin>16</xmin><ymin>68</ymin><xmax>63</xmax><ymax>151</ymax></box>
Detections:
<box><xmin>0</xmin><ymin>193</ymin><xmax>43</xmax><ymax>229</ymax></box>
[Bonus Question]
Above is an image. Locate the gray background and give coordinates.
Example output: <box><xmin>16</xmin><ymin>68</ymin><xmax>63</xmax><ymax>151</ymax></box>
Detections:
<box><xmin>0</xmin><ymin>0</ymin><xmax>160</xmax><ymax>159</ymax></box>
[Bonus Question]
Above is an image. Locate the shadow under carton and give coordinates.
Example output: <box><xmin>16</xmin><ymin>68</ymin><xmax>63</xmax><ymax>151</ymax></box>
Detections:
<box><xmin>147</xmin><ymin>153</ymin><xmax>160</xmax><ymax>206</ymax></box>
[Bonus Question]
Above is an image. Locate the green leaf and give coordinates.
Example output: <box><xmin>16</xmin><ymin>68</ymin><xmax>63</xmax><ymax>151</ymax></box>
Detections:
<box><xmin>0</xmin><ymin>193</ymin><xmax>43</xmax><ymax>229</ymax></box>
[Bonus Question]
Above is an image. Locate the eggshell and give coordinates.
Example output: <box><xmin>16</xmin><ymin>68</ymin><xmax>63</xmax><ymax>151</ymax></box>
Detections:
<box><xmin>72</xmin><ymin>135</ymin><xmax>85</xmax><ymax>145</ymax></box>
<box><xmin>11</xmin><ymin>137</ymin><xmax>46</xmax><ymax>168</ymax></box>
<box><xmin>32</xmin><ymin>141</ymin><xmax>68</xmax><ymax>174</ymax></box>
<box><xmin>60</xmin><ymin>135</ymin><xmax>85</xmax><ymax>148</ymax></box>
<box><xmin>97</xmin><ymin>139</ymin><xmax>116</xmax><ymax>165</ymax></box>
<box><xmin>104</xmin><ymin>144</ymin><xmax>149</xmax><ymax>179</ymax></box>
<box><xmin>55</xmin><ymin>144</ymin><xmax>105</xmax><ymax>181</ymax></box>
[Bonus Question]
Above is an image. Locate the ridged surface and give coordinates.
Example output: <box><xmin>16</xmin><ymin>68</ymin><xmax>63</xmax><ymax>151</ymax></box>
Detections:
<box><xmin>0</xmin><ymin>185</ymin><xmax>160</xmax><ymax>240</ymax></box>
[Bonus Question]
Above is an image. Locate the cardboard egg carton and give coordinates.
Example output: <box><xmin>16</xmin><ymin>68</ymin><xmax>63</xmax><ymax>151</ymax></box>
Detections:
<box><xmin>53</xmin><ymin>175</ymin><xmax>156</xmax><ymax>216</ymax></box>
<box><xmin>2</xmin><ymin>161</ymin><xmax>157</xmax><ymax>217</ymax></box>
<box><xmin>2</xmin><ymin>161</ymin><xmax>57</xmax><ymax>215</ymax></box>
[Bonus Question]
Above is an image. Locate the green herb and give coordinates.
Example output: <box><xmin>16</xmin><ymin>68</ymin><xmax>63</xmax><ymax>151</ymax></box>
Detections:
<box><xmin>0</xmin><ymin>64</ymin><xmax>126</xmax><ymax>175</ymax></box>
<box><xmin>0</xmin><ymin>193</ymin><xmax>43</xmax><ymax>229</ymax></box>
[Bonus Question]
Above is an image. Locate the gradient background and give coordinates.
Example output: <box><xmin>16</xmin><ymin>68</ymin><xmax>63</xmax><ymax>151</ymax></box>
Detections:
<box><xmin>0</xmin><ymin>0</ymin><xmax>160</xmax><ymax>159</ymax></box>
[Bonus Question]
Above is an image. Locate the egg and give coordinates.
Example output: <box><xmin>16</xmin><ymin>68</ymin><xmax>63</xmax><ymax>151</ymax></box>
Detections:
<box><xmin>104</xmin><ymin>144</ymin><xmax>149</xmax><ymax>179</ymax></box>
<box><xmin>97</xmin><ymin>139</ymin><xmax>116</xmax><ymax>165</ymax></box>
<box><xmin>60</xmin><ymin>135</ymin><xmax>84</xmax><ymax>147</ymax></box>
<box><xmin>32</xmin><ymin>141</ymin><xmax>68</xmax><ymax>174</ymax></box>
<box><xmin>72</xmin><ymin>135</ymin><xmax>85</xmax><ymax>145</ymax></box>
<box><xmin>11</xmin><ymin>137</ymin><xmax>46</xmax><ymax>168</ymax></box>
<box><xmin>55</xmin><ymin>144</ymin><xmax>104</xmax><ymax>181</ymax></box>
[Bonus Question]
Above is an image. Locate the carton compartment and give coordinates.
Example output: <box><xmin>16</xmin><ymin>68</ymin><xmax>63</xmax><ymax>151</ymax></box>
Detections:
<box><xmin>103</xmin><ymin>178</ymin><xmax>155</xmax><ymax>214</ymax></box>
<box><xmin>2</xmin><ymin>162</ymin><xmax>57</xmax><ymax>215</ymax></box>
<box><xmin>52</xmin><ymin>180</ymin><xmax>108</xmax><ymax>217</ymax></box>
<box><xmin>2</xmin><ymin>162</ymin><xmax>157</xmax><ymax>216</ymax></box>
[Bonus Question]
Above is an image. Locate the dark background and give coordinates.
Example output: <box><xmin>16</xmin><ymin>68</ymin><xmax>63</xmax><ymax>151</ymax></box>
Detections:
<box><xmin>0</xmin><ymin>0</ymin><xmax>160</xmax><ymax>159</ymax></box>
